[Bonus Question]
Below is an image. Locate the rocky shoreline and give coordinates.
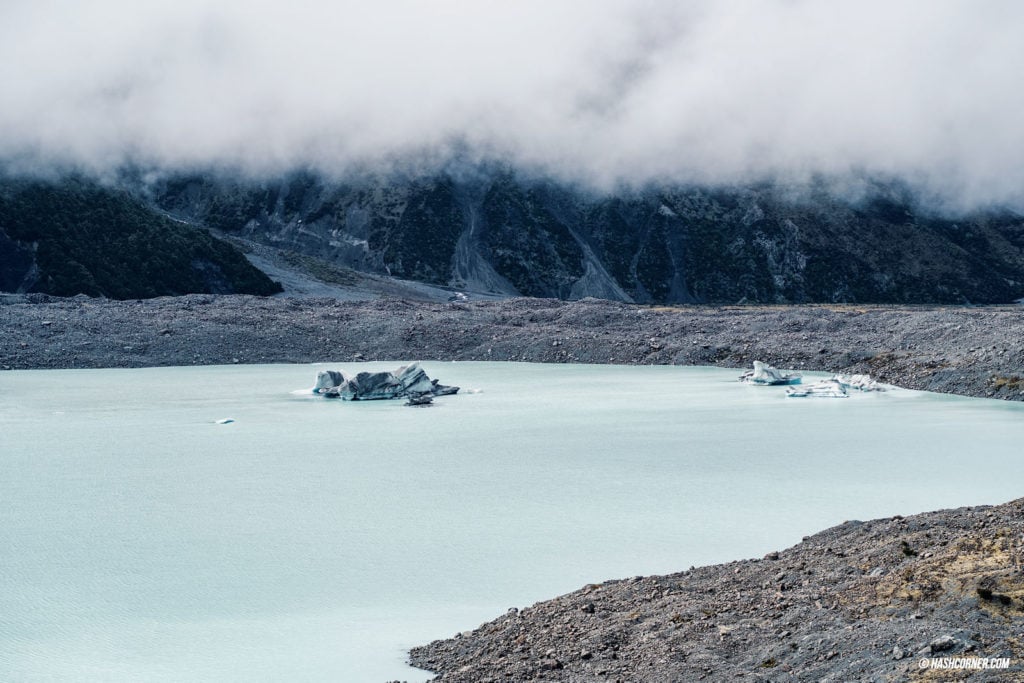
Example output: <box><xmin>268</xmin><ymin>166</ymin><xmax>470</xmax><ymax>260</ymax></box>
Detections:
<box><xmin>1</xmin><ymin>293</ymin><xmax>1023</xmax><ymax>401</ymax></box>
<box><xmin>410</xmin><ymin>498</ymin><xmax>1024</xmax><ymax>682</ymax></box>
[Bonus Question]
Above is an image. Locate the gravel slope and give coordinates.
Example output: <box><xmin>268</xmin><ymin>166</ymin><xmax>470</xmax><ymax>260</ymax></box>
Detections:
<box><xmin>411</xmin><ymin>499</ymin><xmax>1024</xmax><ymax>682</ymax></box>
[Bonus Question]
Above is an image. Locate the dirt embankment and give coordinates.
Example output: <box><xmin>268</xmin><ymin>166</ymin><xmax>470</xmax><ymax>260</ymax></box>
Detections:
<box><xmin>2</xmin><ymin>294</ymin><xmax>1022</xmax><ymax>401</ymax></box>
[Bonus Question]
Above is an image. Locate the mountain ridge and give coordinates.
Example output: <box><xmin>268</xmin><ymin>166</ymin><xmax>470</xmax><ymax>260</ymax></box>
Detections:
<box><xmin>142</xmin><ymin>168</ymin><xmax>1024</xmax><ymax>304</ymax></box>
<box><xmin>2</xmin><ymin>169</ymin><xmax>1023</xmax><ymax>304</ymax></box>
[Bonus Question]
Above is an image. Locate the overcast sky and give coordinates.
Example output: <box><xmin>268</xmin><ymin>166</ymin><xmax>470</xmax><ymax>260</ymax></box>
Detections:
<box><xmin>1</xmin><ymin>0</ymin><xmax>1021</xmax><ymax>208</ymax></box>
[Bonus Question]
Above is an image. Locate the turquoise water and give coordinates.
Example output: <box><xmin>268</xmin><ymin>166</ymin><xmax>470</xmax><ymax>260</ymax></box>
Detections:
<box><xmin>2</xmin><ymin>362</ymin><xmax>1023</xmax><ymax>681</ymax></box>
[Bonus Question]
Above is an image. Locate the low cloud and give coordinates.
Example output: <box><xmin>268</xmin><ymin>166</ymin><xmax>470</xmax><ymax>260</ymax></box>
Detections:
<box><xmin>1</xmin><ymin>0</ymin><xmax>1022</xmax><ymax>209</ymax></box>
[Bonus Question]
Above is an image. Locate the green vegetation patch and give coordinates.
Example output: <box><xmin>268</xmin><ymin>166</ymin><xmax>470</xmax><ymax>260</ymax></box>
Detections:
<box><xmin>0</xmin><ymin>179</ymin><xmax>281</xmax><ymax>298</ymax></box>
<box><xmin>368</xmin><ymin>179</ymin><xmax>463</xmax><ymax>285</ymax></box>
<box><xmin>482</xmin><ymin>179</ymin><xmax>584</xmax><ymax>297</ymax></box>
<box><xmin>279</xmin><ymin>251</ymin><xmax>361</xmax><ymax>286</ymax></box>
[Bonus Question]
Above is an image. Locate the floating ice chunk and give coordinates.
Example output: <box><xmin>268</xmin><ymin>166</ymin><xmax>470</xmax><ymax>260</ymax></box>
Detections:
<box><xmin>786</xmin><ymin>380</ymin><xmax>848</xmax><ymax>398</ymax></box>
<box><xmin>739</xmin><ymin>360</ymin><xmax>802</xmax><ymax>386</ymax></box>
<box><xmin>313</xmin><ymin>362</ymin><xmax>460</xmax><ymax>401</ymax></box>
<box><xmin>315</xmin><ymin>370</ymin><xmax>354</xmax><ymax>394</ymax></box>
<box><xmin>832</xmin><ymin>373</ymin><xmax>886</xmax><ymax>391</ymax></box>
<box><xmin>216</xmin><ymin>418</ymin><xmax>235</xmax><ymax>424</ymax></box>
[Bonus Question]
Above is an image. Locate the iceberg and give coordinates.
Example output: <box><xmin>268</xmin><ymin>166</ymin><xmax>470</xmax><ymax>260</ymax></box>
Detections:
<box><xmin>314</xmin><ymin>362</ymin><xmax>459</xmax><ymax>401</ymax></box>
<box><xmin>832</xmin><ymin>373</ymin><xmax>886</xmax><ymax>392</ymax></box>
<box><xmin>739</xmin><ymin>360</ymin><xmax>803</xmax><ymax>386</ymax></box>
<box><xmin>785</xmin><ymin>379</ymin><xmax>849</xmax><ymax>398</ymax></box>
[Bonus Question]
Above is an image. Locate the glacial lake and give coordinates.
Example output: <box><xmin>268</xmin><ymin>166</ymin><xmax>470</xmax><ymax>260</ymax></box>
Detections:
<box><xmin>2</xmin><ymin>362</ymin><xmax>1024</xmax><ymax>682</ymax></box>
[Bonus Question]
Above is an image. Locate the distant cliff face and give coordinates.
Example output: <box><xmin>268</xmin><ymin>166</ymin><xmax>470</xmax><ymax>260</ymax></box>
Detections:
<box><xmin>145</xmin><ymin>169</ymin><xmax>1024</xmax><ymax>305</ymax></box>
<box><xmin>0</xmin><ymin>179</ymin><xmax>282</xmax><ymax>299</ymax></box>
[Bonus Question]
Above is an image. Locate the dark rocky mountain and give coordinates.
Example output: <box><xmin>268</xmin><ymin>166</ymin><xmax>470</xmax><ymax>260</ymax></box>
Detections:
<box><xmin>144</xmin><ymin>168</ymin><xmax>1024</xmax><ymax>304</ymax></box>
<box><xmin>0</xmin><ymin>178</ymin><xmax>281</xmax><ymax>299</ymax></box>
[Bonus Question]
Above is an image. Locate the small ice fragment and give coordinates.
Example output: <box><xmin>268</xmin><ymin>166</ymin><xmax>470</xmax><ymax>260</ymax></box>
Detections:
<box><xmin>216</xmin><ymin>418</ymin><xmax>235</xmax><ymax>424</ymax></box>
